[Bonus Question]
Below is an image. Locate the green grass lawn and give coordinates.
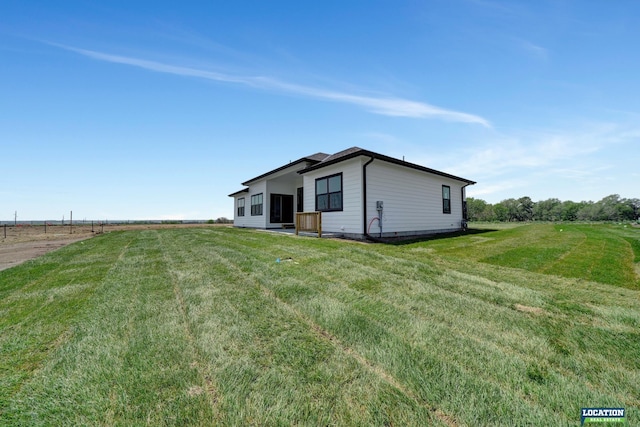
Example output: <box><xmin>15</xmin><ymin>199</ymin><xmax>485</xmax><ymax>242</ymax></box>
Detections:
<box><xmin>426</xmin><ymin>222</ymin><xmax>640</xmax><ymax>289</ymax></box>
<box><xmin>1</xmin><ymin>225</ymin><xmax>638</xmax><ymax>425</ymax></box>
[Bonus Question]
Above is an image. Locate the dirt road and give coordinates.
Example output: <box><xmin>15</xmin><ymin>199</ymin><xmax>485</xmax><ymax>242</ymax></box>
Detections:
<box><xmin>0</xmin><ymin>236</ymin><xmax>92</xmax><ymax>271</ymax></box>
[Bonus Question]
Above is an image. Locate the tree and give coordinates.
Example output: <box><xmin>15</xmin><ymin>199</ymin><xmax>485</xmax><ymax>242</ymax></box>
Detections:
<box><xmin>467</xmin><ymin>197</ymin><xmax>487</xmax><ymax>221</ymax></box>
<box><xmin>534</xmin><ymin>198</ymin><xmax>562</xmax><ymax>221</ymax></box>
<box><xmin>599</xmin><ymin>194</ymin><xmax>624</xmax><ymax>221</ymax></box>
<box><xmin>577</xmin><ymin>201</ymin><xmax>601</xmax><ymax>221</ymax></box>
<box><xmin>560</xmin><ymin>201</ymin><xmax>584</xmax><ymax>221</ymax></box>
<box><xmin>626</xmin><ymin>198</ymin><xmax>640</xmax><ymax>221</ymax></box>
<box><xmin>493</xmin><ymin>199</ymin><xmax>520</xmax><ymax>222</ymax></box>
<box><xmin>516</xmin><ymin>196</ymin><xmax>534</xmax><ymax>221</ymax></box>
<box><xmin>464</xmin><ymin>194</ymin><xmax>638</xmax><ymax>223</ymax></box>
<box><xmin>492</xmin><ymin>202</ymin><xmax>507</xmax><ymax>222</ymax></box>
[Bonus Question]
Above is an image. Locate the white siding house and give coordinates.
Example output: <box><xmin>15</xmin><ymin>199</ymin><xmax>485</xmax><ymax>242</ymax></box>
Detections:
<box><xmin>229</xmin><ymin>147</ymin><xmax>475</xmax><ymax>239</ymax></box>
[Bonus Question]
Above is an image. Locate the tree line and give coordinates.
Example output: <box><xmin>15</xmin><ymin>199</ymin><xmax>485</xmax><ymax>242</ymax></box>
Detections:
<box><xmin>466</xmin><ymin>194</ymin><xmax>640</xmax><ymax>222</ymax></box>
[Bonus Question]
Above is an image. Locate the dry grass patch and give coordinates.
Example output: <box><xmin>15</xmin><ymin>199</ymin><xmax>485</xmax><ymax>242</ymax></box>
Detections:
<box><xmin>514</xmin><ymin>304</ymin><xmax>546</xmax><ymax>315</ymax></box>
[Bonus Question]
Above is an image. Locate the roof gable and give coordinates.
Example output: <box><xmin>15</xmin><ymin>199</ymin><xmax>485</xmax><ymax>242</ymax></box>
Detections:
<box><xmin>241</xmin><ymin>152</ymin><xmax>330</xmax><ymax>186</ymax></box>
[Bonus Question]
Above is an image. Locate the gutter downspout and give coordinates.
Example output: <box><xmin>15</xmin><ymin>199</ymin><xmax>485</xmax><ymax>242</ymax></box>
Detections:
<box><xmin>362</xmin><ymin>156</ymin><xmax>375</xmax><ymax>238</ymax></box>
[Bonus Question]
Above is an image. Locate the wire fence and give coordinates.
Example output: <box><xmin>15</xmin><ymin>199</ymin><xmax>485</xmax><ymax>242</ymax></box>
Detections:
<box><xmin>0</xmin><ymin>220</ymin><xmax>224</xmax><ymax>241</ymax></box>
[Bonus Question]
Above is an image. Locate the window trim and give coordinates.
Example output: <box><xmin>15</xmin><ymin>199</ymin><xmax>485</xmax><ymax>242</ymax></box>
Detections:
<box><xmin>442</xmin><ymin>185</ymin><xmax>451</xmax><ymax>214</ymax></box>
<box><xmin>237</xmin><ymin>197</ymin><xmax>245</xmax><ymax>217</ymax></box>
<box><xmin>251</xmin><ymin>193</ymin><xmax>263</xmax><ymax>216</ymax></box>
<box><xmin>315</xmin><ymin>173</ymin><xmax>343</xmax><ymax>212</ymax></box>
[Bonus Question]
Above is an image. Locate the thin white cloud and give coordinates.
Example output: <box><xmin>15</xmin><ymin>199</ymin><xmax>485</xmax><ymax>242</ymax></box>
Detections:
<box><xmin>53</xmin><ymin>43</ymin><xmax>490</xmax><ymax>127</ymax></box>
<box><xmin>446</xmin><ymin>128</ymin><xmax>608</xmax><ymax>178</ymax></box>
<box><xmin>404</xmin><ymin>121</ymin><xmax>637</xmax><ymax>202</ymax></box>
<box><xmin>467</xmin><ymin>180</ymin><xmax>526</xmax><ymax>198</ymax></box>
<box><xmin>518</xmin><ymin>39</ymin><xmax>548</xmax><ymax>60</ymax></box>
<box><xmin>548</xmin><ymin>165</ymin><xmax>612</xmax><ymax>182</ymax></box>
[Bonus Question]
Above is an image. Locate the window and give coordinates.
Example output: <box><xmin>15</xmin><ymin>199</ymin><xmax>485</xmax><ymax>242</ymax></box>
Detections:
<box><xmin>237</xmin><ymin>198</ymin><xmax>245</xmax><ymax>217</ymax></box>
<box><xmin>296</xmin><ymin>187</ymin><xmax>304</xmax><ymax>213</ymax></box>
<box><xmin>316</xmin><ymin>173</ymin><xmax>343</xmax><ymax>212</ymax></box>
<box><xmin>442</xmin><ymin>185</ymin><xmax>451</xmax><ymax>214</ymax></box>
<box><xmin>251</xmin><ymin>193</ymin><xmax>263</xmax><ymax>216</ymax></box>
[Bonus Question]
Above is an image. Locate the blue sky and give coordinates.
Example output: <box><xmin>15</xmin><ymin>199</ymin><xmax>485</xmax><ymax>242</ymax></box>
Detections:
<box><xmin>1</xmin><ymin>0</ymin><xmax>639</xmax><ymax>221</ymax></box>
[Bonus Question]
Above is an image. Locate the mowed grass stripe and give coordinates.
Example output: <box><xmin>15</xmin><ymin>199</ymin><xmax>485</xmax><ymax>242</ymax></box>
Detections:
<box><xmin>2</xmin><ymin>231</ymin><xmax>214</xmax><ymax>425</ymax></box>
<box><xmin>209</xmin><ymin>232</ymin><xmax>564</xmax><ymax>425</ymax></box>
<box><xmin>426</xmin><ymin>223</ymin><xmax>640</xmax><ymax>289</ymax></box>
<box><xmin>156</xmin><ymin>228</ymin><xmax>444</xmax><ymax>426</ymax></box>
<box><xmin>541</xmin><ymin>225</ymin><xmax>638</xmax><ymax>287</ymax></box>
<box><xmin>1</xmin><ymin>226</ymin><xmax>638</xmax><ymax>425</ymax></box>
<box><xmin>0</xmin><ymin>233</ymin><xmax>131</xmax><ymax>414</ymax></box>
<box><xmin>191</xmin><ymin>227</ymin><xmax>639</xmax><ymax>424</ymax></box>
<box><xmin>192</xmin><ymin>231</ymin><xmax>548</xmax><ymax>424</ymax></box>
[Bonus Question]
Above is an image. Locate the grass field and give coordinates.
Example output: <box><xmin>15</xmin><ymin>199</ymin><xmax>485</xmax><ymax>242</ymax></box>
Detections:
<box><xmin>425</xmin><ymin>222</ymin><xmax>640</xmax><ymax>290</ymax></box>
<box><xmin>1</xmin><ymin>224</ymin><xmax>638</xmax><ymax>425</ymax></box>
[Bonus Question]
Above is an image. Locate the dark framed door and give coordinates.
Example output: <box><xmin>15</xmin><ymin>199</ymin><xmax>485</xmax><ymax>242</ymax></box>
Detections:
<box><xmin>270</xmin><ymin>194</ymin><xmax>294</xmax><ymax>223</ymax></box>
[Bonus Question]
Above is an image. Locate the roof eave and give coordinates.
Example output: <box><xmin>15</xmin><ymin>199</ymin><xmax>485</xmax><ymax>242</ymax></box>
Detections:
<box><xmin>241</xmin><ymin>157</ymin><xmax>323</xmax><ymax>186</ymax></box>
<box><xmin>228</xmin><ymin>188</ymin><xmax>249</xmax><ymax>197</ymax></box>
<box><xmin>298</xmin><ymin>149</ymin><xmax>475</xmax><ymax>184</ymax></box>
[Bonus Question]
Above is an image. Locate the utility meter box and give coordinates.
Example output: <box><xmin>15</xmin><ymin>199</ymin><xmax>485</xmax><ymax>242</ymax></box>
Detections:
<box><xmin>376</xmin><ymin>201</ymin><xmax>384</xmax><ymax>209</ymax></box>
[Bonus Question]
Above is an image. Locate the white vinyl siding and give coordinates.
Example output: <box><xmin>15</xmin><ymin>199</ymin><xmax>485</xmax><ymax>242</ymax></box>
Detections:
<box><xmin>233</xmin><ymin>181</ymin><xmax>267</xmax><ymax>228</ymax></box>
<box><xmin>302</xmin><ymin>158</ymin><xmax>363</xmax><ymax>235</ymax></box>
<box><xmin>233</xmin><ymin>153</ymin><xmax>471</xmax><ymax>237</ymax></box>
<box><xmin>366</xmin><ymin>161</ymin><xmax>465</xmax><ymax>234</ymax></box>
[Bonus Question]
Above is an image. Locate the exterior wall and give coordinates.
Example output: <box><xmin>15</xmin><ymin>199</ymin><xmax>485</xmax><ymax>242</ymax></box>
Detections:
<box><xmin>233</xmin><ymin>161</ymin><xmax>312</xmax><ymax>229</ymax></box>
<box><xmin>365</xmin><ymin>160</ymin><xmax>466</xmax><ymax>237</ymax></box>
<box><xmin>301</xmin><ymin>158</ymin><xmax>364</xmax><ymax>235</ymax></box>
<box><xmin>233</xmin><ymin>181</ymin><xmax>267</xmax><ymax>228</ymax></box>
<box><xmin>234</xmin><ymin>155</ymin><xmax>471</xmax><ymax>238</ymax></box>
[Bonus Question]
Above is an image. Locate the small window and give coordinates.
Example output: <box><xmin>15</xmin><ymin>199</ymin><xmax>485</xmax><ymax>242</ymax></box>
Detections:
<box><xmin>237</xmin><ymin>198</ymin><xmax>245</xmax><ymax>217</ymax></box>
<box><xmin>315</xmin><ymin>173</ymin><xmax>342</xmax><ymax>212</ymax></box>
<box><xmin>251</xmin><ymin>193</ymin><xmax>263</xmax><ymax>216</ymax></box>
<box><xmin>442</xmin><ymin>185</ymin><xmax>451</xmax><ymax>214</ymax></box>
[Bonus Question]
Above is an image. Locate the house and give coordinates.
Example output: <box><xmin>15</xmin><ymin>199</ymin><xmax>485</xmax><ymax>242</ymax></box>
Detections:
<box><xmin>229</xmin><ymin>147</ymin><xmax>475</xmax><ymax>240</ymax></box>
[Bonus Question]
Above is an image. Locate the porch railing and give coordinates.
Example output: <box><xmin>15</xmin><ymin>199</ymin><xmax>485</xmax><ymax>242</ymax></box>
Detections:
<box><xmin>295</xmin><ymin>212</ymin><xmax>322</xmax><ymax>237</ymax></box>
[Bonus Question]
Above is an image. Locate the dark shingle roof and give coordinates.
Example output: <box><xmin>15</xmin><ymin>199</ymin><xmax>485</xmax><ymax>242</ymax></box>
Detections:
<box><xmin>299</xmin><ymin>147</ymin><xmax>476</xmax><ymax>185</ymax></box>
<box><xmin>240</xmin><ymin>153</ymin><xmax>330</xmax><ymax>186</ymax></box>
<box><xmin>306</xmin><ymin>152</ymin><xmax>331</xmax><ymax>162</ymax></box>
<box><xmin>230</xmin><ymin>147</ymin><xmax>475</xmax><ymax>197</ymax></box>
<box><xmin>228</xmin><ymin>188</ymin><xmax>249</xmax><ymax>197</ymax></box>
<box><xmin>316</xmin><ymin>147</ymin><xmax>363</xmax><ymax>163</ymax></box>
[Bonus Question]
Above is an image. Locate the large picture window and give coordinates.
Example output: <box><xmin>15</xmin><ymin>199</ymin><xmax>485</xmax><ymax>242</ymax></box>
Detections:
<box><xmin>442</xmin><ymin>185</ymin><xmax>451</xmax><ymax>214</ymax></box>
<box><xmin>251</xmin><ymin>193</ymin><xmax>263</xmax><ymax>216</ymax></box>
<box><xmin>315</xmin><ymin>173</ymin><xmax>343</xmax><ymax>212</ymax></box>
<box><xmin>237</xmin><ymin>197</ymin><xmax>245</xmax><ymax>217</ymax></box>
